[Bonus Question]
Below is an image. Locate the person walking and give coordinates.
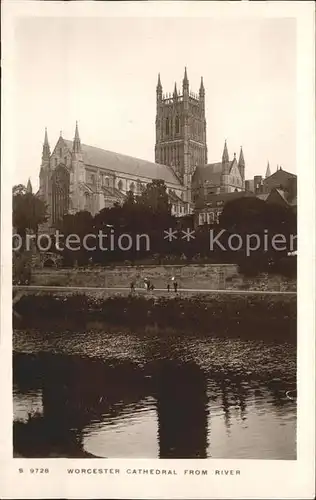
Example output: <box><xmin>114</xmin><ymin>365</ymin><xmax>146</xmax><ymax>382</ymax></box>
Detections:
<box><xmin>167</xmin><ymin>283</ymin><xmax>170</xmax><ymax>293</ymax></box>
<box><xmin>130</xmin><ymin>281</ymin><xmax>135</xmax><ymax>293</ymax></box>
<box><xmin>171</xmin><ymin>276</ymin><xmax>178</xmax><ymax>293</ymax></box>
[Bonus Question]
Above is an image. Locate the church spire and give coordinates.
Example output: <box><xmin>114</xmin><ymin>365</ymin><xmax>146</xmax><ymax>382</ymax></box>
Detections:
<box><xmin>73</xmin><ymin>121</ymin><xmax>82</xmax><ymax>153</ymax></box>
<box><xmin>238</xmin><ymin>146</ymin><xmax>245</xmax><ymax>168</ymax></box>
<box><xmin>26</xmin><ymin>178</ymin><xmax>33</xmax><ymax>194</ymax></box>
<box><xmin>199</xmin><ymin>76</ymin><xmax>205</xmax><ymax>108</ymax></box>
<box><xmin>238</xmin><ymin>146</ymin><xmax>245</xmax><ymax>187</ymax></box>
<box><xmin>183</xmin><ymin>66</ymin><xmax>189</xmax><ymax>91</ymax></box>
<box><xmin>222</xmin><ymin>140</ymin><xmax>229</xmax><ymax>163</ymax></box>
<box><xmin>42</xmin><ymin>127</ymin><xmax>50</xmax><ymax>161</ymax></box>
<box><xmin>156</xmin><ymin>73</ymin><xmax>162</xmax><ymax>102</ymax></box>
<box><xmin>173</xmin><ymin>82</ymin><xmax>178</xmax><ymax>98</ymax></box>
<box><xmin>157</xmin><ymin>72</ymin><xmax>162</xmax><ymax>89</ymax></box>
<box><xmin>199</xmin><ymin>76</ymin><xmax>204</xmax><ymax>94</ymax></box>
<box><xmin>265</xmin><ymin>161</ymin><xmax>271</xmax><ymax>178</ymax></box>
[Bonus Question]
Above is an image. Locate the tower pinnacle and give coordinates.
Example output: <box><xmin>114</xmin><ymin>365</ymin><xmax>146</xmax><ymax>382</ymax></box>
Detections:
<box><xmin>156</xmin><ymin>73</ymin><xmax>163</xmax><ymax>101</ymax></box>
<box><xmin>157</xmin><ymin>73</ymin><xmax>162</xmax><ymax>91</ymax></box>
<box><xmin>238</xmin><ymin>146</ymin><xmax>245</xmax><ymax>167</ymax></box>
<box><xmin>222</xmin><ymin>140</ymin><xmax>229</xmax><ymax>163</ymax></box>
<box><xmin>238</xmin><ymin>146</ymin><xmax>245</xmax><ymax>187</ymax></box>
<box><xmin>73</xmin><ymin>121</ymin><xmax>81</xmax><ymax>153</ymax></box>
<box><xmin>183</xmin><ymin>66</ymin><xmax>189</xmax><ymax>90</ymax></box>
<box><xmin>265</xmin><ymin>161</ymin><xmax>271</xmax><ymax>178</ymax></box>
<box><xmin>199</xmin><ymin>76</ymin><xmax>204</xmax><ymax>93</ymax></box>
<box><xmin>26</xmin><ymin>178</ymin><xmax>33</xmax><ymax>194</ymax></box>
<box><xmin>42</xmin><ymin>127</ymin><xmax>50</xmax><ymax>161</ymax></box>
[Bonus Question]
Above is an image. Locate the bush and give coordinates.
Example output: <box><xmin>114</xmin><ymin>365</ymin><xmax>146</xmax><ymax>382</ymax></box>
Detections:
<box><xmin>13</xmin><ymin>252</ymin><xmax>32</xmax><ymax>285</ymax></box>
<box><xmin>14</xmin><ymin>292</ymin><xmax>297</xmax><ymax>342</ymax></box>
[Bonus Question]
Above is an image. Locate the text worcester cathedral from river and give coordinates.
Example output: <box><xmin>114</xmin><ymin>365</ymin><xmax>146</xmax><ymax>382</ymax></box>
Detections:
<box><xmin>38</xmin><ymin>68</ymin><xmax>245</xmax><ymax>227</ymax></box>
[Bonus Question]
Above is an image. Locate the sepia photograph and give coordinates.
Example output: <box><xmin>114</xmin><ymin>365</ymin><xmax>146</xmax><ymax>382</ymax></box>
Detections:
<box><xmin>1</xmin><ymin>1</ymin><xmax>315</xmax><ymax>499</ymax></box>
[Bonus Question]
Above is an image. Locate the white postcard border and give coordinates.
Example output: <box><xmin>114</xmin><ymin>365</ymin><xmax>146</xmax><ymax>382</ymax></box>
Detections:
<box><xmin>1</xmin><ymin>1</ymin><xmax>315</xmax><ymax>499</ymax></box>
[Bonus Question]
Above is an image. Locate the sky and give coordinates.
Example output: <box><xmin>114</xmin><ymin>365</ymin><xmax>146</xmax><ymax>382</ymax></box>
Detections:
<box><xmin>14</xmin><ymin>15</ymin><xmax>296</xmax><ymax>190</ymax></box>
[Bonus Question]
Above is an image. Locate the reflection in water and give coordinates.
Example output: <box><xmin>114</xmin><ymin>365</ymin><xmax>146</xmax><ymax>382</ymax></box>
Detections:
<box><xmin>13</xmin><ymin>331</ymin><xmax>296</xmax><ymax>460</ymax></box>
<box><xmin>14</xmin><ymin>389</ymin><xmax>43</xmax><ymax>422</ymax></box>
<box><xmin>154</xmin><ymin>360</ymin><xmax>208</xmax><ymax>458</ymax></box>
<box><xmin>83</xmin><ymin>398</ymin><xmax>159</xmax><ymax>458</ymax></box>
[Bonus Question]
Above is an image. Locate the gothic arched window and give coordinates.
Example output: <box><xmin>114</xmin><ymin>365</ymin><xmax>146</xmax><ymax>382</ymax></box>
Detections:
<box><xmin>165</xmin><ymin>117</ymin><xmax>169</xmax><ymax>136</ymax></box>
<box><xmin>130</xmin><ymin>182</ymin><xmax>135</xmax><ymax>193</ymax></box>
<box><xmin>51</xmin><ymin>165</ymin><xmax>70</xmax><ymax>225</ymax></box>
<box><xmin>85</xmin><ymin>193</ymin><xmax>90</xmax><ymax>211</ymax></box>
<box><xmin>118</xmin><ymin>180</ymin><xmax>123</xmax><ymax>191</ymax></box>
<box><xmin>175</xmin><ymin>116</ymin><xmax>180</xmax><ymax>134</ymax></box>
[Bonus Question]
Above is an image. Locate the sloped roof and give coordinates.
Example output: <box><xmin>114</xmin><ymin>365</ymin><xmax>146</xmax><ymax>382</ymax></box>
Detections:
<box><xmin>256</xmin><ymin>193</ymin><xmax>269</xmax><ymax>201</ymax></box>
<box><xmin>264</xmin><ymin>169</ymin><xmax>296</xmax><ymax>183</ymax></box>
<box><xmin>203</xmin><ymin>190</ymin><xmax>255</xmax><ymax>208</ymax></box>
<box><xmin>79</xmin><ymin>182</ymin><xmax>94</xmax><ymax>194</ymax></box>
<box><xmin>274</xmin><ymin>188</ymin><xmax>288</xmax><ymax>202</ymax></box>
<box><xmin>168</xmin><ymin>190</ymin><xmax>186</xmax><ymax>204</ymax></box>
<box><xmin>193</xmin><ymin>160</ymin><xmax>238</xmax><ymax>186</ymax></box>
<box><xmin>63</xmin><ymin>140</ymin><xmax>181</xmax><ymax>186</ymax></box>
<box><xmin>192</xmin><ymin>162</ymin><xmax>223</xmax><ymax>185</ymax></box>
<box><xmin>228</xmin><ymin>158</ymin><xmax>240</xmax><ymax>174</ymax></box>
<box><xmin>265</xmin><ymin>188</ymin><xmax>291</xmax><ymax>206</ymax></box>
<box><xmin>102</xmin><ymin>186</ymin><xmax>126</xmax><ymax>199</ymax></box>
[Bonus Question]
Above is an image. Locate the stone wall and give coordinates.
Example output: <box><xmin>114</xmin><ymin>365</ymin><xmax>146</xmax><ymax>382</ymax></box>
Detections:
<box><xmin>31</xmin><ymin>264</ymin><xmax>296</xmax><ymax>292</ymax></box>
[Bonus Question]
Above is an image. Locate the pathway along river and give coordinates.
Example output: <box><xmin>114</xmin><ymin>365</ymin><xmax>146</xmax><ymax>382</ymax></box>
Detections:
<box><xmin>13</xmin><ymin>327</ymin><xmax>296</xmax><ymax>459</ymax></box>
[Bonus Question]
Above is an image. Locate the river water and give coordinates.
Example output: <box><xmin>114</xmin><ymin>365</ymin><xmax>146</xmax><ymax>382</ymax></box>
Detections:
<box><xmin>13</xmin><ymin>327</ymin><xmax>296</xmax><ymax>459</ymax></box>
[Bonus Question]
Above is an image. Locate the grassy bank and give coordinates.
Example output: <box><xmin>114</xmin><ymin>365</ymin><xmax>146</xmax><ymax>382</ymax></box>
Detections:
<box><xmin>14</xmin><ymin>292</ymin><xmax>296</xmax><ymax>342</ymax></box>
<box><xmin>30</xmin><ymin>265</ymin><xmax>297</xmax><ymax>292</ymax></box>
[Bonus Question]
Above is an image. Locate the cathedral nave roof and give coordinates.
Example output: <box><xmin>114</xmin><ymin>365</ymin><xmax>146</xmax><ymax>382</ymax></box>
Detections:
<box><xmin>64</xmin><ymin>140</ymin><xmax>182</xmax><ymax>187</ymax></box>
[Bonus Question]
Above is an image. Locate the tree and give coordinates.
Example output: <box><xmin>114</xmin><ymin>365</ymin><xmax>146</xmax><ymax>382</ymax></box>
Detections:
<box><xmin>13</xmin><ymin>187</ymin><xmax>48</xmax><ymax>242</ymax></box>
<box><xmin>219</xmin><ymin>197</ymin><xmax>267</xmax><ymax>233</ymax></box>
<box><xmin>58</xmin><ymin>211</ymin><xmax>94</xmax><ymax>266</ymax></box>
<box><xmin>218</xmin><ymin>197</ymin><xmax>297</xmax><ymax>272</ymax></box>
<box><xmin>138</xmin><ymin>179</ymin><xmax>171</xmax><ymax>215</ymax></box>
<box><xmin>124</xmin><ymin>190</ymin><xmax>137</xmax><ymax>209</ymax></box>
<box><xmin>12</xmin><ymin>184</ymin><xmax>27</xmax><ymax>196</ymax></box>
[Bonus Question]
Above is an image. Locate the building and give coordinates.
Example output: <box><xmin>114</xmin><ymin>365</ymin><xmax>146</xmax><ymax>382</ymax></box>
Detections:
<box><xmin>195</xmin><ymin>191</ymin><xmax>255</xmax><ymax>227</ymax></box>
<box><xmin>195</xmin><ymin>162</ymin><xmax>297</xmax><ymax>227</ymax></box>
<box><xmin>39</xmin><ymin>124</ymin><xmax>188</xmax><ymax>227</ymax></box>
<box><xmin>246</xmin><ymin>163</ymin><xmax>297</xmax><ymax>209</ymax></box>
<box><xmin>192</xmin><ymin>141</ymin><xmax>245</xmax><ymax>206</ymax></box>
<box><xmin>38</xmin><ymin>68</ymin><xmax>249</xmax><ymax>227</ymax></box>
<box><xmin>155</xmin><ymin>68</ymin><xmax>207</xmax><ymax>204</ymax></box>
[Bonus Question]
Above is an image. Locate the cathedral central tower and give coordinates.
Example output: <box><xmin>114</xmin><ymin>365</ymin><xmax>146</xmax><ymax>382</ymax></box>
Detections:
<box><xmin>155</xmin><ymin>68</ymin><xmax>207</xmax><ymax>202</ymax></box>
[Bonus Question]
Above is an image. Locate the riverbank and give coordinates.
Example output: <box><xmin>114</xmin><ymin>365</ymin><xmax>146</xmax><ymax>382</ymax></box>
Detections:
<box><xmin>30</xmin><ymin>264</ymin><xmax>297</xmax><ymax>291</ymax></box>
<box><xmin>14</xmin><ymin>291</ymin><xmax>296</xmax><ymax>342</ymax></box>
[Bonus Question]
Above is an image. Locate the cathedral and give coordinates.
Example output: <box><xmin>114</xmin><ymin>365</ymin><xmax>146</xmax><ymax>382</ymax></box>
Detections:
<box><xmin>38</xmin><ymin>68</ymin><xmax>246</xmax><ymax>227</ymax></box>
